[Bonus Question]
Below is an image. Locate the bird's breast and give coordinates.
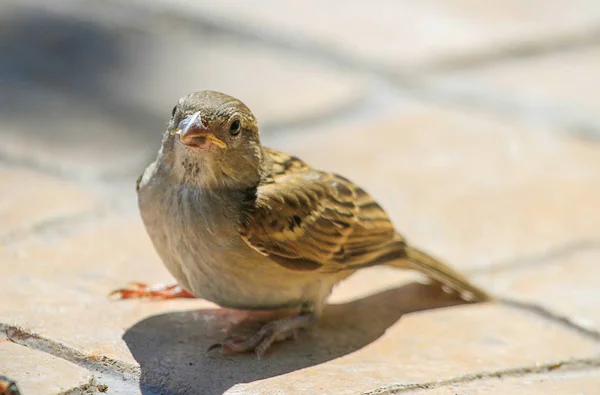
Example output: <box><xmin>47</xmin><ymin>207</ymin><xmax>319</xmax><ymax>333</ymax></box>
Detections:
<box><xmin>137</xmin><ymin>170</ymin><xmax>320</xmax><ymax>309</ymax></box>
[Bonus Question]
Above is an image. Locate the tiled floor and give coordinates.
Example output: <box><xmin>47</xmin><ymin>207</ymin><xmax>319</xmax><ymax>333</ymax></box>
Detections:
<box><xmin>1</xmin><ymin>1</ymin><xmax>600</xmax><ymax>394</ymax></box>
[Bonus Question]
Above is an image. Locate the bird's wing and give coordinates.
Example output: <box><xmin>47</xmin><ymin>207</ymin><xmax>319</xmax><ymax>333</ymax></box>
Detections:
<box><xmin>240</xmin><ymin>148</ymin><xmax>405</xmax><ymax>272</ymax></box>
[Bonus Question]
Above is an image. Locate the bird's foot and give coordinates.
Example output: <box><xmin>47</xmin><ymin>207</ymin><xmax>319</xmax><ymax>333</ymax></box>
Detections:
<box><xmin>209</xmin><ymin>313</ymin><xmax>315</xmax><ymax>358</ymax></box>
<box><xmin>109</xmin><ymin>282</ymin><xmax>196</xmax><ymax>300</ymax></box>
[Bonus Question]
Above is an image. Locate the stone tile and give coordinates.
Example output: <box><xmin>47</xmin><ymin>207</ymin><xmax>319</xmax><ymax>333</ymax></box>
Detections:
<box><xmin>0</xmin><ymin>218</ymin><xmax>214</xmax><ymax>364</ymax></box>
<box><xmin>402</xmin><ymin>369</ymin><xmax>600</xmax><ymax>395</ymax></box>
<box><xmin>0</xmin><ymin>2</ymin><xmax>364</xmax><ymax>178</ymax></box>
<box><xmin>143</xmin><ymin>0</ymin><xmax>600</xmax><ymax>69</ymax></box>
<box><xmin>0</xmin><ymin>213</ymin><xmax>447</xmax><ymax>393</ymax></box>
<box><xmin>107</xmin><ymin>27</ymin><xmax>365</xmax><ymax>129</ymax></box>
<box><xmin>329</xmin><ymin>266</ymin><xmax>421</xmax><ymax>304</ymax></box>
<box><xmin>428</xmin><ymin>45</ymin><xmax>600</xmax><ymax>126</ymax></box>
<box><xmin>476</xmin><ymin>249</ymin><xmax>600</xmax><ymax>332</ymax></box>
<box><xmin>225</xmin><ymin>305</ymin><xmax>599</xmax><ymax>394</ymax></box>
<box><xmin>0</xmin><ymin>342</ymin><xmax>92</xmax><ymax>395</ymax></box>
<box><xmin>0</xmin><ymin>166</ymin><xmax>98</xmax><ymax>238</ymax></box>
<box><xmin>268</xmin><ymin>102</ymin><xmax>600</xmax><ymax>270</ymax></box>
<box><xmin>0</xmin><ymin>215</ymin><xmax>429</xmax><ymax>360</ymax></box>
<box><xmin>9</xmin><ymin>211</ymin><xmax>582</xmax><ymax>394</ymax></box>
<box><xmin>1</xmin><ymin>151</ymin><xmax>598</xmax><ymax>394</ymax></box>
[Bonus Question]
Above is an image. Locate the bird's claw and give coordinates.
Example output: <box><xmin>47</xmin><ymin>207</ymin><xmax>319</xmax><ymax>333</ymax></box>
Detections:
<box><xmin>108</xmin><ymin>282</ymin><xmax>195</xmax><ymax>300</ymax></box>
<box><xmin>207</xmin><ymin>320</ymin><xmax>304</xmax><ymax>359</ymax></box>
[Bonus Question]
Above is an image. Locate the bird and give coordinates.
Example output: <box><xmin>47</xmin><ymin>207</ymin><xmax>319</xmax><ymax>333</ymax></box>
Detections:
<box><xmin>111</xmin><ymin>90</ymin><xmax>490</xmax><ymax>357</ymax></box>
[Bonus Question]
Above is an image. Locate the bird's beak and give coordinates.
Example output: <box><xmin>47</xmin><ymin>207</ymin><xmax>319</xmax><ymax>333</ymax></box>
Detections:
<box><xmin>174</xmin><ymin>111</ymin><xmax>227</xmax><ymax>149</ymax></box>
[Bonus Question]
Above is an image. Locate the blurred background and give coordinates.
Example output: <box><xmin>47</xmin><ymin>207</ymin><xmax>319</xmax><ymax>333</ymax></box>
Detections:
<box><xmin>2</xmin><ymin>1</ymin><xmax>600</xmax><ymax>393</ymax></box>
<box><xmin>3</xmin><ymin>0</ymin><xmax>600</xmax><ymax>264</ymax></box>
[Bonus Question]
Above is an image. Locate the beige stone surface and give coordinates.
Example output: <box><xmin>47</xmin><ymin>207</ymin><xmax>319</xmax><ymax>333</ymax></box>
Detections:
<box><xmin>0</xmin><ymin>215</ymin><xmax>437</xmax><ymax>359</ymax></box>
<box><xmin>9</xmin><ymin>210</ymin><xmax>594</xmax><ymax>394</ymax></box>
<box><xmin>267</xmin><ymin>102</ymin><xmax>600</xmax><ymax>270</ymax></box>
<box><xmin>226</xmin><ymin>305</ymin><xmax>599</xmax><ymax>395</ymax></box>
<box><xmin>0</xmin><ymin>214</ymin><xmax>460</xmax><ymax>394</ymax></box>
<box><xmin>109</xmin><ymin>28</ymin><xmax>366</xmax><ymax>129</ymax></box>
<box><xmin>146</xmin><ymin>0</ymin><xmax>600</xmax><ymax>68</ymax></box>
<box><xmin>429</xmin><ymin>45</ymin><xmax>600</xmax><ymax>121</ymax></box>
<box><xmin>477</xmin><ymin>249</ymin><xmax>600</xmax><ymax>332</ymax></box>
<box><xmin>1</xmin><ymin>2</ymin><xmax>364</xmax><ymax>178</ymax></box>
<box><xmin>0</xmin><ymin>167</ymin><xmax>99</xmax><ymax>238</ymax></box>
<box><xmin>0</xmin><ymin>342</ymin><xmax>92</xmax><ymax>395</ymax></box>
<box><xmin>0</xmin><ymin>218</ymin><xmax>214</xmax><ymax>363</ymax></box>
<box><xmin>3</xmin><ymin>98</ymin><xmax>599</xmax><ymax>395</ymax></box>
<box><xmin>3</xmin><ymin>1</ymin><xmax>600</xmax><ymax>394</ymax></box>
<box><xmin>402</xmin><ymin>369</ymin><xmax>600</xmax><ymax>395</ymax></box>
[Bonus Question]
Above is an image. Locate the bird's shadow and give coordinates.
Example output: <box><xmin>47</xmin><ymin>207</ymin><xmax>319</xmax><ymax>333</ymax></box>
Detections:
<box><xmin>123</xmin><ymin>283</ymin><xmax>468</xmax><ymax>395</ymax></box>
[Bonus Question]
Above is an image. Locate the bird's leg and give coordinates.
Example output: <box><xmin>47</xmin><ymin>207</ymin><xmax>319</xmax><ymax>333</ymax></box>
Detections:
<box><xmin>109</xmin><ymin>282</ymin><xmax>196</xmax><ymax>300</ymax></box>
<box><xmin>214</xmin><ymin>310</ymin><xmax>317</xmax><ymax>358</ymax></box>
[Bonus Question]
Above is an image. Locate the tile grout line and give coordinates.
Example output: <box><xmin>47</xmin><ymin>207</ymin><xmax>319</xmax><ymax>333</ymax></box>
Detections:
<box><xmin>4</xmin><ymin>307</ymin><xmax>598</xmax><ymax>395</ymax></box>
<box><xmin>56</xmin><ymin>377</ymin><xmax>101</xmax><ymax>395</ymax></box>
<box><xmin>394</xmin><ymin>81</ymin><xmax>600</xmax><ymax>142</ymax></box>
<box><xmin>497</xmin><ymin>297</ymin><xmax>600</xmax><ymax>341</ymax></box>
<box><xmin>3</xmin><ymin>4</ymin><xmax>599</xmax><ymax>393</ymax></box>
<box><xmin>5</xmin><ymin>208</ymin><xmax>600</xmax><ymax>348</ymax></box>
<box><xmin>9</xmin><ymin>1</ymin><xmax>600</xmax><ymax>187</ymax></box>
<box><xmin>466</xmin><ymin>239</ymin><xmax>600</xmax><ymax>275</ymax></box>
<box><xmin>462</xmin><ymin>240</ymin><xmax>600</xmax><ymax>342</ymax></box>
<box><xmin>0</xmin><ymin>142</ymin><xmax>149</xmax><ymax>185</ymax></box>
<box><xmin>4</xmin><ymin>312</ymin><xmax>598</xmax><ymax>395</ymax></box>
<box><xmin>0</xmin><ymin>323</ymin><xmax>140</xmax><ymax>382</ymax></box>
<box><xmin>0</xmin><ymin>204</ymin><xmax>120</xmax><ymax>246</ymax></box>
<box><xmin>362</xmin><ymin>357</ymin><xmax>600</xmax><ymax>394</ymax></box>
<box><xmin>413</xmin><ymin>27</ymin><xmax>600</xmax><ymax>74</ymax></box>
<box><xmin>84</xmin><ymin>0</ymin><xmax>600</xmax><ymax>139</ymax></box>
<box><xmin>103</xmin><ymin>0</ymin><xmax>600</xmax><ymax>76</ymax></box>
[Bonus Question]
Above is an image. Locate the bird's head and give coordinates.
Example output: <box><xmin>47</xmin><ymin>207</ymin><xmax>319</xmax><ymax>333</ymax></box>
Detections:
<box><xmin>163</xmin><ymin>91</ymin><xmax>264</xmax><ymax>189</ymax></box>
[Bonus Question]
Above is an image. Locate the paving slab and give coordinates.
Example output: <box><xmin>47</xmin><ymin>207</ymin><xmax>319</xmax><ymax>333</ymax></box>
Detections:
<box><xmin>0</xmin><ymin>218</ymin><xmax>209</xmax><ymax>365</ymax></box>
<box><xmin>402</xmin><ymin>368</ymin><xmax>600</xmax><ymax>395</ymax></box>
<box><xmin>476</xmin><ymin>248</ymin><xmax>600</xmax><ymax>333</ymax></box>
<box><xmin>0</xmin><ymin>166</ymin><xmax>99</xmax><ymax>239</ymax></box>
<box><xmin>427</xmin><ymin>45</ymin><xmax>600</xmax><ymax>133</ymax></box>
<box><xmin>1</xmin><ymin>213</ymin><xmax>598</xmax><ymax>394</ymax></box>
<box><xmin>0</xmin><ymin>1</ymin><xmax>365</xmax><ymax>179</ymax></box>
<box><xmin>220</xmin><ymin>304</ymin><xmax>599</xmax><ymax>395</ymax></box>
<box><xmin>0</xmin><ymin>214</ymin><xmax>442</xmax><ymax>365</ymax></box>
<box><xmin>133</xmin><ymin>0</ymin><xmax>600</xmax><ymax>69</ymax></box>
<box><xmin>0</xmin><ymin>342</ymin><xmax>93</xmax><ymax>395</ymax></box>
<box><xmin>1</xmin><ymin>3</ymin><xmax>599</xmax><ymax>394</ymax></box>
<box><xmin>268</xmin><ymin>102</ymin><xmax>600</xmax><ymax>270</ymax></box>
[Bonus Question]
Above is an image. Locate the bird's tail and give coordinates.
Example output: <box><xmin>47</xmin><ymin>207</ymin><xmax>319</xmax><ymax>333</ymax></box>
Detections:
<box><xmin>389</xmin><ymin>244</ymin><xmax>491</xmax><ymax>302</ymax></box>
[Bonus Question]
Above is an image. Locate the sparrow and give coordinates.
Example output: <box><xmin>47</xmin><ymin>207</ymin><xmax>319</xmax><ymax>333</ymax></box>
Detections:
<box><xmin>112</xmin><ymin>90</ymin><xmax>490</xmax><ymax>357</ymax></box>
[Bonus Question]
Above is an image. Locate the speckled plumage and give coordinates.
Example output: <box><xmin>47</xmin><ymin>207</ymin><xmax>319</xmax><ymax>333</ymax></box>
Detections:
<box><xmin>132</xmin><ymin>91</ymin><xmax>489</xmax><ymax>356</ymax></box>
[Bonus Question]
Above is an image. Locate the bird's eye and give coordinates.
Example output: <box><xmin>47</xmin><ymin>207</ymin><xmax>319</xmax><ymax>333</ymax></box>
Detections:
<box><xmin>171</xmin><ymin>105</ymin><xmax>177</xmax><ymax>117</ymax></box>
<box><xmin>229</xmin><ymin>119</ymin><xmax>241</xmax><ymax>135</ymax></box>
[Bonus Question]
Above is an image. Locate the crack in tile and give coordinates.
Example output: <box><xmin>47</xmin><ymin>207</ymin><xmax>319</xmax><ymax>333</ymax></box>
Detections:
<box><xmin>498</xmin><ymin>298</ymin><xmax>600</xmax><ymax>341</ymax></box>
<box><xmin>416</xmin><ymin>29</ymin><xmax>600</xmax><ymax>75</ymax></box>
<box><xmin>94</xmin><ymin>0</ymin><xmax>600</xmax><ymax>140</ymax></box>
<box><xmin>57</xmin><ymin>376</ymin><xmax>102</xmax><ymax>395</ymax></box>
<box><xmin>3</xmin><ymin>4</ymin><xmax>600</xmax><ymax>394</ymax></box>
<box><xmin>0</xmin><ymin>323</ymin><xmax>140</xmax><ymax>381</ymax></box>
<box><xmin>400</xmin><ymin>80</ymin><xmax>600</xmax><ymax>142</ymax></box>
<box><xmin>0</xmin><ymin>151</ymin><xmax>73</xmax><ymax>181</ymax></box>
<box><xmin>466</xmin><ymin>239</ymin><xmax>600</xmax><ymax>275</ymax></box>
<box><xmin>102</xmin><ymin>0</ymin><xmax>600</xmax><ymax>77</ymax></box>
<box><xmin>0</xmin><ymin>204</ymin><xmax>118</xmax><ymax>247</ymax></box>
<box><xmin>463</xmin><ymin>240</ymin><xmax>600</xmax><ymax>341</ymax></box>
<box><xmin>362</xmin><ymin>357</ymin><xmax>600</xmax><ymax>394</ymax></box>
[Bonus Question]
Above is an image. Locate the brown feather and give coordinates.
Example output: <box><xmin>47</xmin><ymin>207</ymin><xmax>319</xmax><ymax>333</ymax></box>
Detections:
<box><xmin>240</xmin><ymin>147</ymin><xmax>490</xmax><ymax>302</ymax></box>
<box><xmin>241</xmin><ymin>148</ymin><xmax>402</xmax><ymax>272</ymax></box>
